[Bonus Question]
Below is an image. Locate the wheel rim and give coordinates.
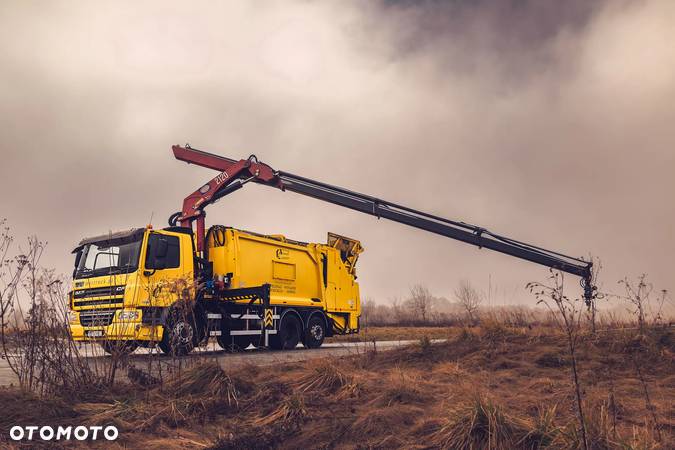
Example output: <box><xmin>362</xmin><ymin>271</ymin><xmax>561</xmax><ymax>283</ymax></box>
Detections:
<box><xmin>173</xmin><ymin>321</ymin><xmax>194</xmax><ymax>345</ymax></box>
<box><xmin>310</xmin><ymin>323</ymin><xmax>323</xmax><ymax>341</ymax></box>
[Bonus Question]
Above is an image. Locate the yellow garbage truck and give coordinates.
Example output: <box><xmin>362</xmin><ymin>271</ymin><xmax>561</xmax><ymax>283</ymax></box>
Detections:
<box><xmin>68</xmin><ymin>144</ymin><xmax>595</xmax><ymax>355</ymax></box>
<box><xmin>70</xmin><ymin>226</ymin><xmax>362</xmax><ymax>355</ymax></box>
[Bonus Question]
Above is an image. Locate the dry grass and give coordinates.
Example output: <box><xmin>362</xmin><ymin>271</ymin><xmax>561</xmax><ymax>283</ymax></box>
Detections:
<box><xmin>164</xmin><ymin>363</ymin><xmax>240</xmax><ymax>406</ymax></box>
<box><xmin>1</xmin><ymin>326</ymin><xmax>673</xmax><ymax>449</ymax></box>
<box><xmin>370</xmin><ymin>368</ymin><xmax>428</xmax><ymax>407</ymax></box>
<box><xmin>293</xmin><ymin>359</ymin><xmax>360</xmax><ymax>400</ymax></box>
<box><xmin>430</xmin><ymin>394</ymin><xmax>530</xmax><ymax>449</ymax></box>
<box><xmin>252</xmin><ymin>394</ymin><xmax>308</xmax><ymax>431</ymax></box>
<box><xmin>0</xmin><ymin>388</ymin><xmax>79</xmax><ymax>432</ymax></box>
<box><xmin>327</xmin><ymin>325</ymin><xmax>460</xmax><ymax>342</ymax></box>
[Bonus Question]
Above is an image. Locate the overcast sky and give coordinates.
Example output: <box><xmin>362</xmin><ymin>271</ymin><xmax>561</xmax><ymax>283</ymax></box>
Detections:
<box><xmin>1</xmin><ymin>0</ymin><xmax>673</xmax><ymax>305</ymax></box>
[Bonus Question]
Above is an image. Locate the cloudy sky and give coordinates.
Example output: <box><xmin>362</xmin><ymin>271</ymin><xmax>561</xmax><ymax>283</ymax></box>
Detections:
<box><xmin>1</xmin><ymin>0</ymin><xmax>673</xmax><ymax>304</ymax></box>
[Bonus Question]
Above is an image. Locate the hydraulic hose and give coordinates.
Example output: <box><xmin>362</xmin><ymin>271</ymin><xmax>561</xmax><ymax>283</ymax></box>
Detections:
<box><xmin>168</xmin><ymin>211</ymin><xmax>182</xmax><ymax>227</ymax></box>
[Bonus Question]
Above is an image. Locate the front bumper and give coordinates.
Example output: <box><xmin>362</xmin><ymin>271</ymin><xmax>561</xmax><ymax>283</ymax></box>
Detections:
<box><xmin>70</xmin><ymin>320</ymin><xmax>164</xmax><ymax>342</ymax></box>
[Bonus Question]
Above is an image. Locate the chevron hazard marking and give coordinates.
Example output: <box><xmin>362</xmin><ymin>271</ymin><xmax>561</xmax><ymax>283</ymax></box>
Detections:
<box><xmin>264</xmin><ymin>309</ymin><xmax>274</xmax><ymax>328</ymax></box>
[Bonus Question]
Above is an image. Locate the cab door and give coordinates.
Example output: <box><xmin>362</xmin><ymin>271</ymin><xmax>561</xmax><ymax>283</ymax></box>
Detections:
<box><xmin>141</xmin><ymin>232</ymin><xmax>193</xmax><ymax>308</ymax></box>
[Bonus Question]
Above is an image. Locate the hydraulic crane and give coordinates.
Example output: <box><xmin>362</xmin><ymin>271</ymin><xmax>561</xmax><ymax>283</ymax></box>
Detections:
<box><xmin>169</xmin><ymin>144</ymin><xmax>595</xmax><ymax>304</ymax></box>
<box><xmin>68</xmin><ymin>143</ymin><xmax>595</xmax><ymax>356</ymax></box>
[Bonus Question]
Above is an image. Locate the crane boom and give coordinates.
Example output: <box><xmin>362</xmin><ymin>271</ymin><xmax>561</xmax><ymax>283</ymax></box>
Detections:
<box><xmin>171</xmin><ymin>144</ymin><xmax>594</xmax><ymax>301</ymax></box>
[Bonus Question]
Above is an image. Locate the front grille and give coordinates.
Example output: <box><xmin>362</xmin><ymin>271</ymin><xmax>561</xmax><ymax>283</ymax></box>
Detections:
<box><xmin>73</xmin><ymin>285</ymin><xmax>125</xmax><ymax>299</ymax></box>
<box><xmin>73</xmin><ymin>285</ymin><xmax>125</xmax><ymax>308</ymax></box>
<box><xmin>79</xmin><ymin>310</ymin><xmax>116</xmax><ymax>327</ymax></box>
<box><xmin>74</xmin><ymin>297</ymin><xmax>123</xmax><ymax>308</ymax></box>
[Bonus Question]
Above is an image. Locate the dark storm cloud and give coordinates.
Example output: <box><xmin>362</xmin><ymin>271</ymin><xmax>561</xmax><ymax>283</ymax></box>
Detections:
<box><xmin>382</xmin><ymin>0</ymin><xmax>600</xmax><ymax>56</ymax></box>
<box><xmin>0</xmin><ymin>0</ymin><xmax>673</xmax><ymax>304</ymax></box>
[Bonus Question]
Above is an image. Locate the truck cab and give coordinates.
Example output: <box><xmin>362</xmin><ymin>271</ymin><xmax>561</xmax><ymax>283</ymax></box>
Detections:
<box><xmin>69</xmin><ymin>227</ymin><xmax>194</xmax><ymax>350</ymax></box>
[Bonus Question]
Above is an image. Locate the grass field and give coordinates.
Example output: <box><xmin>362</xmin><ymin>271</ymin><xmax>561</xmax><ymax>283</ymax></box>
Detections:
<box><xmin>1</xmin><ymin>325</ymin><xmax>672</xmax><ymax>449</ymax></box>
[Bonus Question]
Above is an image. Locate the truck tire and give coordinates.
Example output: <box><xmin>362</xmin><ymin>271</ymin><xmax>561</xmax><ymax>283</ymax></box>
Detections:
<box><xmin>100</xmin><ymin>340</ymin><xmax>138</xmax><ymax>355</ymax></box>
<box><xmin>158</xmin><ymin>309</ymin><xmax>197</xmax><ymax>356</ymax></box>
<box><xmin>302</xmin><ymin>315</ymin><xmax>326</xmax><ymax>349</ymax></box>
<box><xmin>216</xmin><ymin>333</ymin><xmax>251</xmax><ymax>352</ymax></box>
<box><xmin>270</xmin><ymin>314</ymin><xmax>301</xmax><ymax>350</ymax></box>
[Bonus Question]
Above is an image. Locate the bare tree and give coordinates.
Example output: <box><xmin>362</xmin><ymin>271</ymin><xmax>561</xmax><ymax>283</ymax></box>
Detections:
<box><xmin>616</xmin><ymin>274</ymin><xmax>667</xmax><ymax>442</ymax></box>
<box><xmin>390</xmin><ymin>296</ymin><xmax>405</xmax><ymax>324</ymax></box>
<box><xmin>651</xmin><ymin>289</ymin><xmax>669</xmax><ymax>326</ymax></box>
<box><xmin>454</xmin><ymin>279</ymin><xmax>482</xmax><ymax>325</ymax></box>
<box><xmin>618</xmin><ymin>274</ymin><xmax>659</xmax><ymax>333</ymax></box>
<box><xmin>0</xmin><ymin>221</ymin><xmax>119</xmax><ymax>395</ymax></box>
<box><xmin>0</xmin><ymin>219</ymin><xmax>24</xmax><ymax>338</ymax></box>
<box><xmin>408</xmin><ymin>284</ymin><xmax>433</xmax><ymax>324</ymax></box>
<box><xmin>360</xmin><ymin>297</ymin><xmax>374</xmax><ymax>327</ymax></box>
<box><xmin>527</xmin><ymin>270</ymin><xmax>588</xmax><ymax>450</ymax></box>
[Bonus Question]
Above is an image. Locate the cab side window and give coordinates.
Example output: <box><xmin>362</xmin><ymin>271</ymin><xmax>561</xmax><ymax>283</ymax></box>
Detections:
<box><xmin>146</xmin><ymin>234</ymin><xmax>181</xmax><ymax>269</ymax></box>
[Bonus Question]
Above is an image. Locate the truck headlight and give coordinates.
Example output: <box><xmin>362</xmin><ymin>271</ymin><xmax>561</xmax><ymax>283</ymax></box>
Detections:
<box><xmin>68</xmin><ymin>311</ymin><xmax>79</xmax><ymax>324</ymax></box>
<box><xmin>118</xmin><ymin>310</ymin><xmax>140</xmax><ymax>321</ymax></box>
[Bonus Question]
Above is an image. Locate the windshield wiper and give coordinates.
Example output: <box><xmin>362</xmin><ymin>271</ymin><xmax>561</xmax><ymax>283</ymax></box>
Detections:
<box><xmin>76</xmin><ymin>264</ymin><xmax>136</xmax><ymax>279</ymax></box>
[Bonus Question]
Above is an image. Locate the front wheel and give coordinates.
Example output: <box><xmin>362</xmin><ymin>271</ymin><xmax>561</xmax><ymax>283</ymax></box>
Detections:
<box><xmin>158</xmin><ymin>309</ymin><xmax>197</xmax><ymax>356</ymax></box>
<box><xmin>269</xmin><ymin>314</ymin><xmax>301</xmax><ymax>350</ymax></box>
<box><xmin>302</xmin><ymin>315</ymin><xmax>326</xmax><ymax>349</ymax></box>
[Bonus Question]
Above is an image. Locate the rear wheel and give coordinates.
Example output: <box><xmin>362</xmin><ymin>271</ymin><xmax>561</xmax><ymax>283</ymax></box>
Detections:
<box><xmin>158</xmin><ymin>309</ymin><xmax>197</xmax><ymax>356</ymax></box>
<box><xmin>302</xmin><ymin>315</ymin><xmax>326</xmax><ymax>349</ymax></box>
<box><xmin>270</xmin><ymin>314</ymin><xmax>301</xmax><ymax>350</ymax></box>
<box><xmin>216</xmin><ymin>333</ymin><xmax>256</xmax><ymax>352</ymax></box>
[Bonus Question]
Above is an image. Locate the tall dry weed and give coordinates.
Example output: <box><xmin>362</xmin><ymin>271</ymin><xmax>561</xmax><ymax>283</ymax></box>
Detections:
<box><xmin>431</xmin><ymin>394</ymin><xmax>528</xmax><ymax>449</ymax></box>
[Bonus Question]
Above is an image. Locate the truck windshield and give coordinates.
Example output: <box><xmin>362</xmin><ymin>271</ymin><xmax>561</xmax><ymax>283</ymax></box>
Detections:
<box><xmin>74</xmin><ymin>238</ymin><xmax>142</xmax><ymax>279</ymax></box>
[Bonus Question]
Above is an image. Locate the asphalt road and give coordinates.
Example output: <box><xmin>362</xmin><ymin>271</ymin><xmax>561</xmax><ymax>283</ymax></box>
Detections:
<box><xmin>0</xmin><ymin>339</ymin><xmax>439</xmax><ymax>386</ymax></box>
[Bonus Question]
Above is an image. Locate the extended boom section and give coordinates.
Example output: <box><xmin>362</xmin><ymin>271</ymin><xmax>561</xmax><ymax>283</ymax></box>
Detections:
<box><xmin>171</xmin><ymin>145</ymin><xmax>594</xmax><ymax>302</ymax></box>
<box><xmin>277</xmin><ymin>172</ymin><xmax>591</xmax><ymax>278</ymax></box>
